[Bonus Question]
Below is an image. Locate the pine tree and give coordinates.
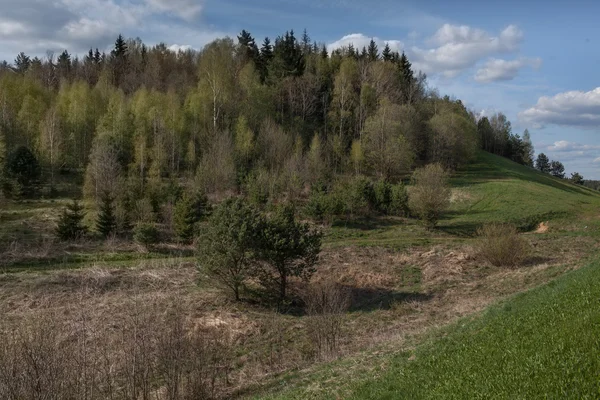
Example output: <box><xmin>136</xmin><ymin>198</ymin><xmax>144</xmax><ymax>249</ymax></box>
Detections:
<box><xmin>57</xmin><ymin>50</ymin><xmax>71</xmax><ymax>81</ymax></box>
<box><xmin>14</xmin><ymin>52</ymin><xmax>31</xmax><ymax>74</ymax></box>
<box><xmin>111</xmin><ymin>34</ymin><xmax>128</xmax><ymax>86</ymax></box>
<box><xmin>571</xmin><ymin>172</ymin><xmax>584</xmax><ymax>185</ymax></box>
<box><xmin>550</xmin><ymin>160</ymin><xmax>565</xmax><ymax>178</ymax></box>
<box><xmin>96</xmin><ymin>192</ymin><xmax>117</xmax><ymax>238</ymax></box>
<box><xmin>56</xmin><ymin>200</ymin><xmax>88</xmax><ymax>240</ymax></box>
<box><xmin>174</xmin><ymin>191</ymin><xmax>209</xmax><ymax>243</ymax></box>
<box><xmin>258</xmin><ymin>37</ymin><xmax>273</xmax><ymax>82</ymax></box>
<box><xmin>382</xmin><ymin>43</ymin><xmax>392</xmax><ymax>61</ymax></box>
<box><xmin>237</xmin><ymin>30</ymin><xmax>259</xmax><ymax>64</ymax></box>
<box><xmin>522</xmin><ymin>129</ymin><xmax>534</xmax><ymax>167</ymax></box>
<box><xmin>535</xmin><ymin>153</ymin><xmax>550</xmax><ymax>173</ymax></box>
<box><xmin>367</xmin><ymin>39</ymin><xmax>379</xmax><ymax>62</ymax></box>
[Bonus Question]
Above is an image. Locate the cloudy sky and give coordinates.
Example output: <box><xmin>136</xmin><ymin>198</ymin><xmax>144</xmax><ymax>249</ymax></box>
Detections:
<box><xmin>1</xmin><ymin>0</ymin><xmax>599</xmax><ymax>177</ymax></box>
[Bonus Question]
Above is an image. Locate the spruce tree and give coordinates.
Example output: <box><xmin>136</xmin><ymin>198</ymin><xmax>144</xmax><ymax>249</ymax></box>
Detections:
<box><xmin>237</xmin><ymin>30</ymin><xmax>259</xmax><ymax>64</ymax></box>
<box><xmin>367</xmin><ymin>39</ymin><xmax>379</xmax><ymax>62</ymax></box>
<box><xmin>174</xmin><ymin>191</ymin><xmax>209</xmax><ymax>243</ymax></box>
<box><xmin>535</xmin><ymin>153</ymin><xmax>550</xmax><ymax>173</ymax></box>
<box><xmin>56</xmin><ymin>200</ymin><xmax>88</xmax><ymax>240</ymax></box>
<box><xmin>258</xmin><ymin>37</ymin><xmax>273</xmax><ymax>82</ymax></box>
<box><xmin>382</xmin><ymin>43</ymin><xmax>392</xmax><ymax>61</ymax></box>
<box><xmin>96</xmin><ymin>192</ymin><xmax>117</xmax><ymax>238</ymax></box>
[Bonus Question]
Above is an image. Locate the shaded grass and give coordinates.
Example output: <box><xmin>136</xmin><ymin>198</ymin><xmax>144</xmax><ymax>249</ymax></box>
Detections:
<box><xmin>267</xmin><ymin>258</ymin><xmax>600</xmax><ymax>399</ymax></box>
<box><xmin>345</xmin><ymin>258</ymin><xmax>600</xmax><ymax>399</ymax></box>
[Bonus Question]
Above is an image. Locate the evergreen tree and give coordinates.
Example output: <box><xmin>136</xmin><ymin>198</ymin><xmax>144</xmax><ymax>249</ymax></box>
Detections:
<box><xmin>571</xmin><ymin>172</ymin><xmax>584</xmax><ymax>185</ymax></box>
<box><xmin>14</xmin><ymin>52</ymin><xmax>31</xmax><ymax>74</ymax></box>
<box><xmin>56</xmin><ymin>200</ymin><xmax>88</xmax><ymax>240</ymax></box>
<box><xmin>522</xmin><ymin>129</ymin><xmax>535</xmax><ymax>167</ymax></box>
<box><xmin>535</xmin><ymin>153</ymin><xmax>550</xmax><ymax>173</ymax></box>
<box><xmin>258</xmin><ymin>37</ymin><xmax>273</xmax><ymax>82</ymax></box>
<box><xmin>110</xmin><ymin>34</ymin><xmax>128</xmax><ymax>86</ymax></box>
<box><xmin>550</xmin><ymin>160</ymin><xmax>565</xmax><ymax>178</ymax></box>
<box><xmin>174</xmin><ymin>191</ymin><xmax>209</xmax><ymax>243</ymax></box>
<box><xmin>367</xmin><ymin>39</ymin><xmax>379</xmax><ymax>61</ymax></box>
<box><xmin>382</xmin><ymin>43</ymin><xmax>392</xmax><ymax>61</ymax></box>
<box><xmin>255</xmin><ymin>204</ymin><xmax>322</xmax><ymax>302</ymax></box>
<box><xmin>96</xmin><ymin>192</ymin><xmax>117</xmax><ymax>238</ymax></box>
<box><xmin>57</xmin><ymin>50</ymin><xmax>71</xmax><ymax>80</ymax></box>
<box><xmin>4</xmin><ymin>146</ymin><xmax>41</xmax><ymax>198</ymax></box>
<box><xmin>237</xmin><ymin>30</ymin><xmax>259</xmax><ymax>65</ymax></box>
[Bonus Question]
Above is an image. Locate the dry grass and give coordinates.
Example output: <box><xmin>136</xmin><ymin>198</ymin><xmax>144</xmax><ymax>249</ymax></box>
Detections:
<box><xmin>0</xmin><ymin>230</ymin><xmax>595</xmax><ymax>398</ymax></box>
<box><xmin>476</xmin><ymin>223</ymin><xmax>530</xmax><ymax>267</ymax></box>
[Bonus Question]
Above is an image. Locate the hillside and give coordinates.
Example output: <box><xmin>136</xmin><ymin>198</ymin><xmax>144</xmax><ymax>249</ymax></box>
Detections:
<box><xmin>1</xmin><ymin>152</ymin><xmax>600</xmax><ymax>399</ymax></box>
<box><xmin>252</xmin><ymin>154</ymin><xmax>600</xmax><ymax>399</ymax></box>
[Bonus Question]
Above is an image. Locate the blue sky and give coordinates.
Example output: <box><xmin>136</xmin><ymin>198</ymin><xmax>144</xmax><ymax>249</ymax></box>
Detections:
<box><xmin>1</xmin><ymin>0</ymin><xmax>599</xmax><ymax>178</ymax></box>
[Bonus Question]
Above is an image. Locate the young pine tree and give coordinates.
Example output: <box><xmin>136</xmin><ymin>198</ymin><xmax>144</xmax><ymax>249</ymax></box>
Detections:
<box><xmin>174</xmin><ymin>191</ymin><xmax>209</xmax><ymax>243</ymax></box>
<box><xmin>96</xmin><ymin>192</ymin><xmax>117</xmax><ymax>238</ymax></box>
<box><xmin>56</xmin><ymin>200</ymin><xmax>88</xmax><ymax>240</ymax></box>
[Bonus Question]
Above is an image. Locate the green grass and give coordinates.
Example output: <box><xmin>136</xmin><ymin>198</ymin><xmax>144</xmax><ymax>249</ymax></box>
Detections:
<box><xmin>267</xmin><ymin>258</ymin><xmax>600</xmax><ymax>399</ymax></box>
<box><xmin>445</xmin><ymin>152</ymin><xmax>600</xmax><ymax>235</ymax></box>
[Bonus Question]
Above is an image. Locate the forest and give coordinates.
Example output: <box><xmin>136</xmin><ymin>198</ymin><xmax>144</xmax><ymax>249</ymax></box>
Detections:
<box><xmin>0</xmin><ymin>30</ymin><xmax>540</xmax><ymax>210</ymax></box>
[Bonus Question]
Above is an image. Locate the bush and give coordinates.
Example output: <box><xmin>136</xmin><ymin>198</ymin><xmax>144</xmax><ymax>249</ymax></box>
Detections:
<box><xmin>56</xmin><ymin>200</ymin><xmax>88</xmax><ymax>240</ymax></box>
<box><xmin>133</xmin><ymin>222</ymin><xmax>159</xmax><ymax>249</ymax></box>
<box><xmin>408</xmin><ymin>163</ymin><xmax>450</xmax><ymax>229</ymax></box>
<box><xmin>476</xmin><ymin>223</ymin><xmax>530</xmax><ymax>267</ymax></box>
<box><xmin>174</xmin><ymin>191</ymin><xmax>209</xmax><ymax>243</ymax></box>
<box><xmin>373</xmin><ymin>179</ymin><xmax>392</xmax><ymax>214</ymax></box>
<box><xmin>303</xmin><ymin>281</ymin><xmax>350</xmax><ymax>360</ymax></box>
<box><xmin>3</xmin><ymin>146</ymin><xmax>41</xmax><ymax>198</ymax></box>
<box><xmin>389</xmin><ymin>183</ymin><xmax>409</xmax><ymax>217</ymax></box>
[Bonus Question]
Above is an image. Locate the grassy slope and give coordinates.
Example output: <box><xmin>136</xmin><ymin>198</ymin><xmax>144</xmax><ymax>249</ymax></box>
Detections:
<box><xmin>446</xmin><ymin>151</ymin><xmax>600</xmax><ymax>232</ymax></box>
<box><xmin>345</xmin><ymin>258</ymin><xmax>600</xmax><ymax>399</ymax></box>
<box><xmin>259</xmin><ymin>153</ymin><xmax>600</xmax><ymax>399</ymax></box>
<box><xmin>327</xmin><ymin>151</ymin><xmax>600</xmax><ymax>248</ymax></box>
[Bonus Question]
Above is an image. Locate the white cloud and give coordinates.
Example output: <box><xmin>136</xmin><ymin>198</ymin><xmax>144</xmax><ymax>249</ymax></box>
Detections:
<box><xmin>146</xmin><ymin>0</ymin><xmax>203</xmax><ymax>20</ymax></box>
<box><xmin>475</xmin><ymin>57</ymin><xmax>542</xmax><ymax>83</ymax></box>
<box><xmin>593</xmin><ymin>157</ymin><xmax>600</xmax><ymax>164</ymax></box>
<box><xmin>0</xmin><ymin>0</ymin><xmax>214</xmax><ymax>61</ymax></box>
<box><xmin>327</xmin><ymin>33</ymin><xmax>403</xmax><ymax>55</ymax></box>
<box><xmin>410</xmin><ymin>24</ymin><xmax>524</xmax><ymax>77</ymax></box>
<box><xmin>547</xmin><ymin>141</ymin><xmax>600</xmax><ymax>152</ymax></box>
<box><xmin>168</xmin><ymin>44</ymin><xmax>193</xmax><ymax>52</ymax></box>
<box><xmin>519</xmin><ymin>87</ymin><xmax>600</xmax><ymax>128</ymax></box>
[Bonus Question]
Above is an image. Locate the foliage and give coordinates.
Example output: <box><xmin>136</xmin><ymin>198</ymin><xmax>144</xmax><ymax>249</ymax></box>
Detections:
<box><xmin>174</xmin><ymin>191</ymin><xmax>209</xmax><ymax>243</ymax></box>
<box><xmin>535</xmin><ymin>153</ymin><xmax>550</xmax><ymax>173</ymax></box>
<box><xmin>341</xmin><ymin>260</ymin><xmax>600</xmax><ymax>399</ymax></box>
<box><xmin>549</xmin><ymin>160</ymin><xmax>565</xmax><ymax>178</ymax></box>
<box><xmin>133</xmin><ymin>222</ymin><xmax>159</xmax><ymax>249</ymax></box>
<box><xmin>198</xmin><ymin>198</ymin><xmax>264</xmax><ymax>301</ymax></box>
<box><xmin>255</xmin><ymin>204</ymin><xmax>322</xmax><ymax>302</ymax></box>
<box><xmin>571</xmin><ymin>172</ymin><xmax>584</xmax><ymax>185</ymax></box>
<box><xmin>3</xmin><ymin>146</ymin><xmax>41</xmax><ymax>198</ymax></box>
<box><xmin>96</xmin><ymin>192</ymin><xmax>117</xmax><ymax>238</ymax></box>
<box><xmin>56</xmin><ymin>200</ymin><xmax>88</xmax><ymax>240</ymax></box>
<box><xmin>408</xmin><ymin>163</ymin><xmax>450</xmax><ymax>229</ymax></box>
<box><xmin>476</xmin><ymin>223</ymin><xmax>530</xmax><ymax>267</ymax></box>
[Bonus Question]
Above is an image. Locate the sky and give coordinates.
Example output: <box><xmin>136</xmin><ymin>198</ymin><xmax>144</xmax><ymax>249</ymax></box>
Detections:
<box><xmin>1</xmin><ymin>0</ymin><xmax>599</xmax><ymax>178</ymax></box>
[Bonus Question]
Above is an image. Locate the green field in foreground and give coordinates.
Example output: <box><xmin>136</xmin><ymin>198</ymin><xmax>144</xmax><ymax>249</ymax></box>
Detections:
<box><xmin>267</xmin><ymin>258</ymin><xmax>600</xmax><ymax>399</ymax></box>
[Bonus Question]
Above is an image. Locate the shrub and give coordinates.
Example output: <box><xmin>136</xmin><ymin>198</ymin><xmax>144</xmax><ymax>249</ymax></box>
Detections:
<box><xmin>255</xmin><ymin>204</ymin><xmax>322</xmax><ymax>303</ymax></box>
<box><xmin>198</xmin><ymin>198</ymin><xmax>264</xmax><ymax>301</ymax></box>
<box><xmin>56</xmin><ymin>200</ymin><xmax>88</xmax><ymax>240</ymax></box>
<box><xmin>303</xmin><ymin>281</ymin><xmax>350</xmax><ymax>360</ymax></box>
<box><xmin>133</xmin><ymin>222</ymin><xmax>159</xmax><ymax>249</ymax></box>
<box><xmin>3</xmin><ymin>146</ymin><xmax>41</xmax><ymax>198</ymax></box>
<box><xmin>96</xmin><ymin>192</ymin><xmax>117</xmax><ymax>238</ymax></box>
<box><xmin>389</xmin><ymin>183</ymin><xmax>409</xmax><ymax>217</ymax></box>
<box><xmin>174</xmin><ymin>191</ymin><xmax>209</xmax><ymax>243</ymax></box>
<box><xmin>373</xmin><ymin>179</ymin><xmax>392</xmax><ymax>214</ymax></box>
<box><xmin>476</xmin><ymin>223</ymin><xmax>530</xmax><ymax>267</ymax></box>
<box><xmin>408</xmin><ymin>163</ymin><xmax>450</xmax><ymax>229</ymax></box>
